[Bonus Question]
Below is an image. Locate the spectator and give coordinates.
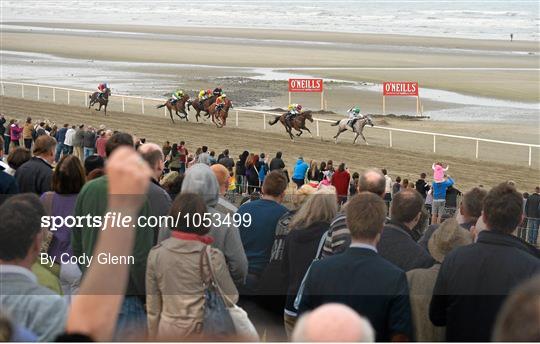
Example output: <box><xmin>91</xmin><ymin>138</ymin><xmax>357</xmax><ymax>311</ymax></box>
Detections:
<box><xmin>72</xmin><ymin>132</ymin><xmax>152</xmax><ymax>336</ymax></box>
<box><xmin>392</xmin><ymin>176</ymin><xmax>401</xmax><ymax>195</ymax></box>
<box><xmin>331</xmin><ymin>163</ymin><xmax>350</xmax><ymax>204</ymax></box>
<box><xmin>444</xmin><ymin>184</ymin><xmax>461</xmax><ymax>217</ymax></box>
<box><xmin>492</xmin><ymin>276</ymin><xmax>540</xmax><ymax>341</ymax></box>
<box><xmin>402</xmin><ymin>178</ymin><xmax>409</xmax><ymax>190</ymax></box>
<box><xmin>34</xmin><ymin>121</ymin><xmax>48</xmax><ymax>138</ymax></box>
<box><xmin>72</xmin><ymin>124</ymin><xmax>85</xmax><ymax>160</ymax></box>
<box><xmin>282</xmin><ymin>186</ymin><xmax>338</xmax><ymax>336</ymax></box>
<box><xmin>161</xmin><ymin>141</ymin><xmax>171</xmax><ymax>157</ymax></box>
<box><xmin>0</xmin><ymin>137</ymin><xmax>18</xmax><ymax>204</ymax></box>
<box><xmin>54</xmin><ymin>123</ymin><xmax>69</xmax><ymax>162</ymax></box>
<box><xmin>95</xmin><ymin>130</ymin><xmax>111</xmax><ymax>158</ymax></box>
<box><xmin>161</xmin><ymin>163</ymin><xmax>248</xmax><ymax>287</ymax></box>
<box><xmin>0</xmin><ymin>194</ymin><xmax>67</xmax><ymax>340</ymax></box>
<box><xmin>82</xmin><ymin>126</ymin><xmax>96</xmax><ymax>160</ymax></box>
<box><xmin>431</xmin><ymin>173</ymin><xmax>454</xmax><ymax>224</ymax></box>
<box><xmin>415</xmin><ymin>172</ymin><xmax>430</xmax><ymax>199</ymax></box>
<box><xmin>138</xmin><ymin>143</ymin><xmax>172</xmax><ymax>243</ymax></box>
<box><xmin>9</xmin><ymin>119</ymin><xmax>22</xmax><ymax>149</ymax></box>
<box><xmin>6</xmin><ymin>147</ymin><xmax>31</xmax><ymax>176</ymax></box>
<box><xmin>208</xmin><ymin>150</ymin><xmax>217</xmax><ymax>165</ymax></box>
<box><xmin>407</xmin><ymin>218</ymin><xmax>472</xmax><ymax>341</ymax></box>
<box><xmin>419</xmin><ymin>186</ymin><xmax>487</xmax><ymax>249</ymax></box>
<box><xmin>326</xmin><ymin>160</ymin><xmax>334</xmax><ymax>173</ymax></box>
<box><xmin>160</xmin><ymin>171</ymin><xmax>183</xmax><ymax>200</ymax></box>
<box><xmin>430</xmin><ymin>183</ymin><xmax>540</xmax><ymax>342</ymax></box>
<box><xmin>211</xmin><ymin>163</ymin><xmax>238</xmax><ymax>215</ymax></box>
<box><xmin>269</xmin><ymin>151</ymin><xmax>285</xmax><ymax>171</ymax></box>
<box><xmin>197</xmin><ymin>145</ymin><xmax>210</xmax><ymax>165</ymax></box>
<box><xmin>15</xmin><ymin>135</ymin><xmax>56</xmax><ymax>195</ymax></box>
<box><xmin>177</xmin><ymin>140</ymin><xmax>188</xmax><ymax>173</ymax></box>
<box><xmin>298</xmin><ymin>192</ymin><xmax>412</xmax><ymax>341</ymax></box>
<box><xmin>0</xmin><ymin>115</ymin><xmax>5</xmax><ymax>151</ymax></box>
<box><xmin>245</xmin><ymin>153</ymin><xmax>260</xmax><ymax>194</ymax></box>
<box><xmin>349</xmin><ymin>172</ymin><xmax>359</xmax><ymax>196</ymax></box>
<box><xmin>63</xmin><ymin>125</ymin><xmax>76</xmax><ymax>155</ymax></box>
<box><xmin>146</xmin><ymin>193</ymin><xmax>238</xmax><ymax>339</ymax></box>
<box><xmin>525</xmin><ymin>186</ymin><xmax>540</xmax><ymax>246</ymax></box>
<box><xmin>217</xmin><ymin>148</ymin><xmax>234</xmax><ymax>170</ymax></box>
<box><xmin>41</xmin><ymin>155</ymin><xmax>86</xmax><ymax>298</ymax></box>
<box><xmin>257</xmin><ymin>152</ymin><xmax>269</xmax><ymax>185</ymax></box>
<box><xmin>84</xmin><ymin>155</ymin><xmax>104</xmax><ymax>177</ymax></box>
<box><xmin>322</xmin><ymin>168</ymin><xmax>386</xmax><ymax>258</ymax></box>
<box><xmin>317</xmin><ymin>161</ymin><xmax>327</xmax><ymax>182</ymax></box>
<box><xmin>235</xmin><ymin>151</ymin><xmax>249</xmax><ymax>194</ymax></box>
<box><xmin>306</xmin><ymin>160</ymin><xmax>319</xmax><ymax>181</ymax></box>
<box><xmin>167</xmin><ymin>143</ymin><xmax>181</xmax><ymax>172</ymax></box>
<box><xmin>292</xmin><ymin>156</ymin><xmax>309</xmax><ymax>188</ymax></box>
<box><xmin>3</xmin><ymin>118</ymin><xmax>12</xmax><ymax>155</ymax></box>
<box><xmin>377</xmin><ymin>189</ymin><xmax>436</xmax><ymax>271</ymax></box>
<box><xmin>292</xmin><ymin>304</ymin><xmax>375</xmax><ymax>342</ymax></box>
<box><xmin>238</xmin><ymin>170</ymin><xmax>289</xmax><ymax>291</ymax></box>
<box><xmin>382</xmin><ymin>168</ymin><xmax>392</xmax><ymax>208</ymax></box>
<box><xmin>22</xmin><ymin>117</ymin><xmax>33</xmax><ymax>150</ymax></box>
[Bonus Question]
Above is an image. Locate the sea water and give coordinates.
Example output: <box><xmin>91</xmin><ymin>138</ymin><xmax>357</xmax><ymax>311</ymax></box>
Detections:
<box><xmin>1</xmin><ymin>0</ymin><xmax>539</xmax><ymax>41</ymax></box>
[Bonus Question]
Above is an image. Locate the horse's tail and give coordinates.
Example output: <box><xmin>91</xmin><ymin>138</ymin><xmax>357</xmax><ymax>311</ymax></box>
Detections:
<box><xmin>156</xmin><ymin>103</ymin><xmax>166</xmax><ymax>109</ymax></box>
<box><xmin>268</xmin><ymin>116</ymin><xmax>280</xmax><ymax>126</ymax></box>
<box><xmin>330</xmin><ymin>120</ymin><xmax>340</xmax><ymax>126</ymax></box>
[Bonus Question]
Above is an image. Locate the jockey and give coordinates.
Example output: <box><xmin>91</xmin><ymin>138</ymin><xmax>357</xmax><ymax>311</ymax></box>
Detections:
<box><xmin>215</xmin><ymin>94</ymin><xmax>227</xmax><ymax>112</ymax></box>
<box><xmin>171</xmin><ymin>89</ymin><xmax>184</xmax><ymax>104</ymax></box>
<box><xmin>97</xmin><ymin>83</ymin><xmax>109</xmax><ymax>99</ymax></box>
<box><xmin>213</xmin><ymin>87</ymin><xmax>223</xmax><ymax>96</ymax></box>
<box><xmin>286</xmin><ymin>104</ymin><xmax>302</xmax><ymax>122</ymax></box>
<box><xmin>347</xmin><ymin>106</ymin><xmax>364</xmax><ymax>127</ymax></box>
<box><xmin>198</xmin><ymin>89</ymin><xmax>206</xmax><ymax>100</ymax></box>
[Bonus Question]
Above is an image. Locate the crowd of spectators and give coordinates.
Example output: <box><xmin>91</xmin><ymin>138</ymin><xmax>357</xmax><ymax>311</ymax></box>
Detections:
<box><xmin>0</xmin><ymin>114</ymin><xmax>539</xmax><ymax>342</ymax></box>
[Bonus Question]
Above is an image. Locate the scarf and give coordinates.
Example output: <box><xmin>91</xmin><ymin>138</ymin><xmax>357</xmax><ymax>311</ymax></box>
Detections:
<box><xmin>171</xmin><ymin>231</ymin><xmax>214</xmax><ymax>245</ymax></box>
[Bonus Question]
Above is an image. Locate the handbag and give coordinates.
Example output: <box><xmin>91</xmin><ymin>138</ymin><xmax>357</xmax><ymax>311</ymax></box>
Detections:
<box><xmin>200</xmin><ymin>248</ymin><xmax>236</xmax><ymax>338</ymax></box>
<box><xmin>293</xmin><ymin>231</ymin><xmax>328</xmax><ymax>311</ymax></box>
<box><xmin>204</xmin><ymin>246</ymin><xmax>260</xmax><ymax>341</ymax></box>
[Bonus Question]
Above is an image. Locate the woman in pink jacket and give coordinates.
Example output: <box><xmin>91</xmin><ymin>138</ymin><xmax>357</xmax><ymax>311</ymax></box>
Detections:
<box><xmin>9</xmin><ymin>120</ymin><xmax>23</xmax><ymax>147</ymax></box>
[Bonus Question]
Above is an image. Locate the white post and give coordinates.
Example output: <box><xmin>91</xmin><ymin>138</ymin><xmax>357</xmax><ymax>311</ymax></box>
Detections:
<box><xmin>320</xmin><ymin>90</ymin><xmax>324</xmax><ymax>110</ymax></box>
<box><xmin>141</xmin><ymin>98</ymin><xmax>145</xmax><ymax>114</ymax></box>
<box><xmin>122</xmin><ymin>97</ymin><xmax>125</xmax><ymax>112</ymax></box>
<box><xmin>389</xmin><ymin>130</ymin><xmax>393</xmax><ymax>147</ymax></box>
<box><xmin>53</xmin><ymin>88</ymin><xmax>56</xmax><ymax>102</ymax></box>
<box><xmin>263</xmin><ymin>114</ymin><xmax>266</xmax><ymax>130</ymax></box>
<box><xmin>85</xmin><ymin>92</ymin><xmax>88</xmax><ymax>107</ymax></box>
<box><xmin>529</xmin><ymin>146</ymin><xmax>532</xmax><ymax>167</ymax></box>
<box><xmin>288</xmin><ymin>92</ymin><xmax>291</xmax><ymax>105</ymax></box>
<box><xmin>37</xmin><ymin>86</ymin><xmax>40</xmax><ymax>100</ymax></box>
<box><xmin>67</xmin><ymin>90</ymin><xmax>70</xmax><ymax>105</ymax></box>
<box><xmin>433</xmin><ymin>135</ymin><xmax>436</xmax><ymax>153</ymax></box>
<box><xmin>416</xmin><ymin>96</ymin><xmax>419</xmax><ymax>117</ymax></box>
<box><xmin>475</xmin><ymin>140</ymin><xmax>479</xmax><ymax>159</ymax></box>
<box><xmin>316</xmin><ymin>120</ymin><xmax>320</xmax><ymax>137</ymax></box>
<box><xmin>21</xmin><ymin>84</ymin><xmax>24</xmax><ymax>98</ymax></box>
<box><xmin>382</xmin><ymin>96</ymin><xmax>385</xmax><ymax>115</ymax></box>
<box><xmin>235</xmin><ymin>110</ymin><xmax>239</xmax><ymax>127</ymax></box>
<box><xmin>1</xmin><ymin>82</ymin><xmax>4</xmax><ymax>96</ymax></box>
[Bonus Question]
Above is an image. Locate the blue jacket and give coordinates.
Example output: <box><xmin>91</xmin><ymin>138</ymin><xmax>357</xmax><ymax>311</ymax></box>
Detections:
<box><xmin>292</xmin><ymin>159</ymin><xmax>309</xmax><ymax>180</ymax></box>
<box><xmin>0</xmin><ymin>167</ymin><xmax>19</xmax><ymax>205</ymax></box>
<box><xmin>432</xmin><ymin>178</ymin><xmax>454</xmax><ymax>200</ymax></box>
<box><xmin>237</xmin><ymin>199</ymin><xmax>288</xmax><ymax>274</ymax></box>
<box><xmin>55</xmin><ymin>127</ymin><xmax>68</xmax><ymax>144</ymax></box>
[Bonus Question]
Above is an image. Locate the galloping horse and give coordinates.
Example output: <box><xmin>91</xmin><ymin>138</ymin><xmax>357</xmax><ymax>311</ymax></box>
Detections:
<box><xmin>187</xmin><ymin>95</ymin><xmax>218</xmax><ymax>122</ymax></box>
<box><xmin>207</xmin><ymin>98</ymin><xmax>233</xmax><ymax>128</ymax></box>
<box><xmin>156</xmin><ymin>94</ymin><xmax>191</xmax><ymax>123</ymax></box>
<box><xmin>89</xmin><ymin>88</ymin><xmax>111</xmax><ymax>115</ymax></box>
<box><xmin>331</xmin><ymin>116</ymin><xmax>374</xmax><ymax>144</ymax></box>
<box><xmin>268</xmin><ymin>111</ymin><xmax>314</xmax><ymax>141</ymax></box>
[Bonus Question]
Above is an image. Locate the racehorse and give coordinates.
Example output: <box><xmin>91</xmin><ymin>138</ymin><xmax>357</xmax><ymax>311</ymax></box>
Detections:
<box><xmin>207</xmin><ymin>98</ymin><xmax>233</xmax><ymax>128</ymax></box>
<box><xmin>89</xmin><ymin>88</ymin><xmax>111</xmax><ymax>115</ymax></box>
<box><xmin>156</xmin><ymin>94</ymin><xmax>191</xmax><ymax>123</ymax></box>
<box><xmin>331</xmin><ymin>116</ymin><xmax>374</xmax><ymax>144</ymax></box>
<box><xmin>268</xmin><ymin>110</ymin><xmax>314</xmax><ymax>141</ymax></box>
<box><xmin>186</xmin><ymin>95</ymin><xmax>218</xmax><ymax>122</ymax></box>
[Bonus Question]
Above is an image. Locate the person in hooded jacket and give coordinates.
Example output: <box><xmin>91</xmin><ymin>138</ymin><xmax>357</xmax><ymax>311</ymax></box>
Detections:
<box><xmin>158</xmin><ymin>163</ymin><xmax>247</xmax><ymax>287</ymax></box>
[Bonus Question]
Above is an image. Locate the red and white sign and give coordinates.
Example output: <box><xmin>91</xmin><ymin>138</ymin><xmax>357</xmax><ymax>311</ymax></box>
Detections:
<box><xmin>288</xmin><ymin>78</ymin><xmax>323</xmax><ymax>93</ymax></box>
<box><xmin>383</xmin><ymin>82</ymin><xmax>419</xmax><ymax>96</ymax></box>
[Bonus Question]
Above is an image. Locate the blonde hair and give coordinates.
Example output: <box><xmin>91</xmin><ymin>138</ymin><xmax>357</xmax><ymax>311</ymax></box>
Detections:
<box><xmin>160</xmin><ymin>171</ymin><xmax>179</xmax><ymax>187</ymax></box>
<box><xmin>293</xmin><ymin>184</ymin><xmax>317</xmax><ymax>208</ymax></box>
<box><xmin>290</xmin><ymin>186</ymin><xmax>338</xmax><ymax>230</ymax></box>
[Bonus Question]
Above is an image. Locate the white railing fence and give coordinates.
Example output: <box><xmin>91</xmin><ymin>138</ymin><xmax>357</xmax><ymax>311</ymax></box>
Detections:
<box><xmin>1</xmin><ymin>80</ymin><xmax>538</xmax><ymax>167</ymax></box>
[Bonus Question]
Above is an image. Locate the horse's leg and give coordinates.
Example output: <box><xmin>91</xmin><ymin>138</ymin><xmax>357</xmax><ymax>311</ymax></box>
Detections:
<box><xmin>296</xmin><ymin>129</ymin><xmax>303</xmax><ymax>137</ymax></box>
<box><xmin>353</xmin><ymin>132</ymin><xmax>360</xmax><ymax>144</ymax></box>
<box><xmin>303</xmin><ymin>126</ymin><xmax>313</xmax><ymax>138</ymax></box>
<box><xmin>104</xmin><ymin>104</ymin><xmax>107</xmax><ymax>116</ymax></box>
<box><xmin>360</xmin><ymin>131</ymin><xmax>369</xmax><ymax>145</ymax></box>
<box><xmin>168</xmin><ymin>108</ymin><xmax>175</xmax><ymax>124</ymax></box>
<box><xmin>97</xmin><ymin>103</ymin><xmax>102</xmax><ymax>112</ymax></box>
<box><xmin>334</xmin><ymin>128</ymin><xmax>346</xmax><ymax>144</ymax></box>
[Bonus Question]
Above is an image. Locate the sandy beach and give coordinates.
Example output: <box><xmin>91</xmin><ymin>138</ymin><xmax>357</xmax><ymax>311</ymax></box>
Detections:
<box><xmin>1</xmin><ymin>22</ymin><xmax>539</xmax><ymax>103</ymax></box>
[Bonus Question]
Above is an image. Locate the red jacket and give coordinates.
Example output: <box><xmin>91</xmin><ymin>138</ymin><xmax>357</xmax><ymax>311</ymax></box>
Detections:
<box><xmin>332</xmin><ymin>170</ymin><xmax>350</xmax><ymax>196</ymax></box>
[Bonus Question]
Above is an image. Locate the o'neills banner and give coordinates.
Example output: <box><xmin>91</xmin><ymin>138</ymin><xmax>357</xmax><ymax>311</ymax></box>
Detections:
<box><xmin>383</xmin><ymin>82</ymin><xmax>419</xmax><ymax>96</ymax></box>
<box><xmin>288</xmin><ymin>78</ymin><xmax>323</xmax><ymax>92</ymax></box>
